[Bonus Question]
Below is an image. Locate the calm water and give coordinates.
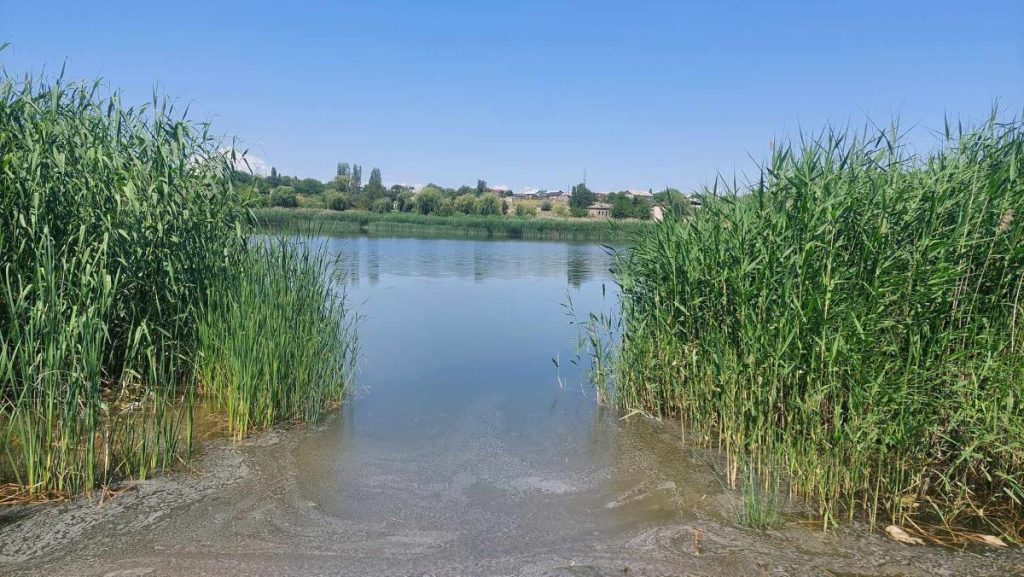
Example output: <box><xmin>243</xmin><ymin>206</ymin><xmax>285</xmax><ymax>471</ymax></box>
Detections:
<box><xmin>2</xmin><ymin>234</ymin><xmax>1018</xmax><ymax>576</ymax></box>
<box><xmin>320</xmin><ymin>234</ymin><xmax>615</xmax><ymax>448</ymax></box>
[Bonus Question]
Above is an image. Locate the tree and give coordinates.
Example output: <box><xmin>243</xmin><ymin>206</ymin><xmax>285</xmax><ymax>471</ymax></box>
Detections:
<box><xmin>514</xmin><ymin>204</ymin><xmax>537</xmax><ymax>218</ymax></box>
<box><xmin>453</xmin><ymin>194</ymin><xmax>477</xmax><ymax>214</ymax></box>
<box><xmin>569</xmin><ymin>183</ymin><xmax>596</xmax><ymax>209</ymax></box>
<box><xmin>455</xmin><ymin>185</ymin><xmax>475</xmax><ymax>197</ymax></box>
<box><xmin>351</xmin><ymin>165</ymin><xmax>362</xmax><ymax>192</ymax></box>
<box><xmin>270</xmin><ymin>186</ymin><xmax>298</xmax><ymax>208</ymax></box>
<box><xmin>332</xmin><ymin>174</ymin><xmax>352</xmax><ymax>193</ymax></box>
<box><xmin>337</xmin><ymin>162</ymin><xmax>350</xmax><ymax>178</ymax></box>
<box><xmin>294</xmin><ymin>178</ymin><xmax>325</xmax><ymax>196</ymax></box>
<box><xmin>654</xmin><ymin>187</ymin><xmax>691</xmax><ymax>217</ymax></box>
<box><xmin>476</xmin><ymin>179</ymin><xmax>487</xmax><ymax>196</ymax></box>
<box><xmin>364</xmin><ymin>167</ymin><xmax>386</xmax><ymax>201</ymax></box>
<box><xmin>396</xmin><ymin>190</ymin><xmax>416</xmax><ymax>212</ymax></box>
<box><xmin>414</xmin><ymin>188</ymin><xmax>442</xmax><ymax>214</ymax></box>
<box><xmin>326</xmin><ymin>192</ymin><xmax>350</xmax><ymax>211</ymax></box>
<box><xmin>370</xmin><ymin>197</ymin><xmax>392</xmax><ymax>213</ymax></box>
<box><xmin>476</xmin><ymin>193</ymin><xmax>502</xmax><ymax>215</ymax></box>
<box><xmin>611</xmin><ymin>195</ymin><xmax>634</xmax><ymax>219</ymax></box>
<box><xmin>389</xmin><ymin>184</ymin><xmax>409</xmax><ymax>201</ymax></box>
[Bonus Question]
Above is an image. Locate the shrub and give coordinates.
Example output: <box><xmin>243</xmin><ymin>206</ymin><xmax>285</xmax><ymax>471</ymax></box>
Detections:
<box><xmin>453</xmin><ymin>194</ymin><xmax>478</xmax><ymax>214</ymax></box>
<box><xmin>325</xmin><ymin>192</ymin><xmax>350</xmax><ymax>211</ymax></box>
<box><xmin>270</xmin><ymin>186</ymin><xmax>298</xmax><ymax>208</ymax></box>
<box><xmin>476</xmin><ymin>193</ymin><xmax>503</xmax><ymax>216</ymax></box>
<box><xmin>514</xmin><ymin>204</ymin><xmax>537</xmax><ymax>218</ymax></box>
<box><xmin>414</xmin><ymin>188</ymin><xmax>442</xmax><ymax>214</ymax></box>
<box><xmin>370</xmin><ymin>197</ymin><xmax>392</xmax><ymax>213</ymax></box>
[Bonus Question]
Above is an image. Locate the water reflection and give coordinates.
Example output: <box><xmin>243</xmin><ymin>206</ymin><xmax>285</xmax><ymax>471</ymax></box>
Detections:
<box><xmin>311</xmin><ymin>234</ymin><xmax>614</xmax><ymax>287</ymax></box>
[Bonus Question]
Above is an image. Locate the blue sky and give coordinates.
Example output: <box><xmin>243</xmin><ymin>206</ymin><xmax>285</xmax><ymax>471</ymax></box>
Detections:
<box><xmin>2</xmin><ymin>1</ymin><xmax>1022</xmax><ymax>192</ymax></box>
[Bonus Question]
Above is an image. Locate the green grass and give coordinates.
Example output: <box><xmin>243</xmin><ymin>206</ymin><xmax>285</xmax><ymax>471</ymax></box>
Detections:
<box><xmin>254</xmin><ymin>207</ymin><xmax>652</xmax><ymax>242</ymax></box>
<box><xmin>1</xmin><ymin>65</ymin><xmax>355</xmax><ymax>496</ymax></box>
<box><xmin>612</xmin><ymin>115</ymin><xmax>1024</xmax><ymax>538</ymax></box>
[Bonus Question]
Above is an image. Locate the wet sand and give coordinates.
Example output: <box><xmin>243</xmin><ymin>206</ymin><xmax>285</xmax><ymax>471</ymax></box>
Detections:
<box><xmin>2</xmin><ymin>405</ymin><xmax>1020</xmax><ymax>577</ymax></box>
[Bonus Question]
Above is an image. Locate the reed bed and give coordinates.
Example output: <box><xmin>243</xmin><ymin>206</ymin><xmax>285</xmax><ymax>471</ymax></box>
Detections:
<box><xmin>613</xmin><ymin>116</ymin><xmax>1024</xmax><ymax>538</ymax></box>
<box><xmin>1</xmin><ymin>67</ymin><xmax>355</xmax><ymax>497</ymax></box>
<box><xmin>198</xmin><ymin>239</ymin><xmax>356</xmax><ymax>439</ymax></box>
<box><xmin>255</xmin><ymin>207</ymin><xmax>651</xmax><ymax>242</ymax></box>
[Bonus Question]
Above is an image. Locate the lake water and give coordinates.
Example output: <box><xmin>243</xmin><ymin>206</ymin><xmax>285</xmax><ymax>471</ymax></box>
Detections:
<box><xmin>1</xmin><ymin>234</ymin><xmax>1017</xmax><ymax>576</ymax></box>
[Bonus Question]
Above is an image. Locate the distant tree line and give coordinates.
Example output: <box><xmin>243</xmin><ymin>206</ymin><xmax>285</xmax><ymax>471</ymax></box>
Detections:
<box><xmin>234</xmin><ymin>166</ymin><xmax>691</xmax><ymax>220</ymax></box>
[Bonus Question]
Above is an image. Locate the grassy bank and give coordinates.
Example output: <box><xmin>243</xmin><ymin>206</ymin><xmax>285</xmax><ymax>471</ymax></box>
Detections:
<box><xmin>0</xmin><ymin>70</ymin><xmax>355</xmax><ymax>496</ymax></box>
<box><xmin>612</xmin><ymin>117</ymin><xmax>1024</xmax><ymax>538</ymax></box>
<box><xmin>255</xmin><ymin>207</ymin><xmax>652</xmax><ymax>242</ymax></box>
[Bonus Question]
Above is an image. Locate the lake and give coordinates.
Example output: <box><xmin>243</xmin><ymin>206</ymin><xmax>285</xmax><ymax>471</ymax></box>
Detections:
<box><xmin>1</xmin><ymin>234</ymin><xmax>1015</xmax><ymax>576</ymax></box>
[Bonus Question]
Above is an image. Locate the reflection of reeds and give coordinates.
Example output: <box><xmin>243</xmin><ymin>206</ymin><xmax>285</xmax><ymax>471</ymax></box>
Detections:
<box><xmin>1</xmin><ymin>65</ymin><xmax>355</xmax><ymax>497</ymax></box>
<box><xmin>612</xmin><ymin>115</ymin><xmax>1024</xmax><ymax>539</ymax></box>
<box><xmin>255</xmin><ymin>207</ymin><xmax>651</xmax><ymax>242</ymax></box>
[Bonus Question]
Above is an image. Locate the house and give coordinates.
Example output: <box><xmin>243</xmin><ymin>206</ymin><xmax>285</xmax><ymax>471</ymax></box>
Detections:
<box><xmin>587</xmin><ymin>202</ymin><xmax>612</xmax><ymax>219</ymax></box>
<box><xmin>625</xmin><ymin>189</ymin><xmax>653</xmax><ymax>198</ymax></box>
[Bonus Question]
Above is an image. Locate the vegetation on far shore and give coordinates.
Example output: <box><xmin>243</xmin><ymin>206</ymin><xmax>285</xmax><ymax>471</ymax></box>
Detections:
<box><xmin>239</xmin><ymin>162</ymin><xmax>677</xmax><ymax>221</ymax></box>
<box><xmin>0</xmin><ymin>68</ymin><xmax>355</xmax><ymax>497</ymax></box>
<box><xmin>255</xmin><ymin>207</ymin><xmax>654</xmax><ymax>242</ymax></box>
<box><xmin>609</xmin><ymin>116</ymin><xmax>1024</xmax><ymax>541</ymax></box>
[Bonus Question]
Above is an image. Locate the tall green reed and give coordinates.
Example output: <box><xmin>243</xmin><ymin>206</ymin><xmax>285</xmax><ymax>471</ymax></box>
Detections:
<box><xmin>1</xmin><ymin>63</ymin><xmax>355</xmax><ymax>496</ymax></box>
<box><xmin>198</xmin><ymin>238</ymin><xmax>356</xmax><ymax>439</ymax></box>
<box><xmin>613</xmin><ymin>115</ymin><xmax>1024</xmax><ymax>536</ymax></box>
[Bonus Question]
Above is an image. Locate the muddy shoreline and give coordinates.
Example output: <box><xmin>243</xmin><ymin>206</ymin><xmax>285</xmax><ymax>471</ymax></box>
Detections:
<box><xmin>2</xmin><ymin>410</ymin><xmax>1020</xmax><ymax>577</ymax></box>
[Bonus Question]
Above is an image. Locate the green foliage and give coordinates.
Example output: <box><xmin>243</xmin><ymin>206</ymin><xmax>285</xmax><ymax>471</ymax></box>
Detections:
<box><xmin>613</xmin><ymin>117</ymin><xmax>1024</xmax><ymax>535</ymax></box>
<box><xmin>0</xmin><ymin>69</ymin><xmax>356</xmax><ymax>496</ymax></box>
<box><xmin>569</xmin><ymin>206</ymin><xmax>588</xmax><ymax>218</ymax></box>
<box><xmin>396</xmin><ymin>190</ymin><xmax>416</xmax><ymax>212</ymax></box>
<box><xmin>540</xmin><ymin>200</ymin><xmax>552</xmax><ymax>211</ymax></box>
<box><xmin>294</xmin><ymin>177</ymin><xmax>325</xmax><ymax>196</ymax></box>
<box><xmin>552</xmin><ymin>203</ymin><xmax>570</xmax><ymax>217</ymax></box>
<box><xmin>296</xmin><ymin>194</ymin><xmax>325</xmax><ymax>209</ymax></box>
<box><xmin>569</xmin><ymin>182</ymin><xmax>596</xmax><ymax>209</ymax></box>
<box><xmin>351</xmin><ymin>164</ymin><xmax>362</xmax><ymax>191</ymax></box>
<box><xmin>325</xmin><ymin>192</ymin><xmax>350</xmax><ymax>211</ymax></box>
<box><xmin>609</xmin><ymin>193</ymin><xmax>652</xmax><ymax>219</ymax></box>
<box><xmin>332</xmin><ymin>174</ymin><xmax>352</xmax><ymax>193</ymax></box>
<box><xmin>198</xmin><ymin>239</ymin><xmax>355</xmax><ymax>438</ymax></box>
<box><xmin>477</xmin><ymin>193</ymin><xmax>502</xmax><ymax>216</ymax></box>
<box><xmin>0</xmin><ymin>71</ymin><xmax>246</xmax><ymax>494</ymax></box>
<box><xmin>370</xmin><ymin>197</ymin><xmax>392</xmax><ymax>213</ymax></box>
<box><xmin>414</xmin><ymin>188</ymin><xmax>443</xmax><ymax>214</ymax></box>
<box><xmin>653</xmin><ymin>187</ymin><xmax>692</xmax><ymax>217</ymax></box>
<box><xmin>270</xmin><ymin>186</ymin><xmax>298</xmax><ymax>207</ymax></box>
<box><xmin>514</xmin><ymin>203</ymin><xmax>537</xmax><ymax>218</ymax></box>
<box><xmin>453</xmin><ymin>194</ymin><xmax>478</xmax><ymax>214</ymax></box>
<box><xmin>435</xmin><ymin>198</ymin><xmax>455</xmax><ymax>216</ymax></box>
<box><xmin>364</xmin><ymin>167</ymin><xmax>386</xmax><ymax>200</ymax></box>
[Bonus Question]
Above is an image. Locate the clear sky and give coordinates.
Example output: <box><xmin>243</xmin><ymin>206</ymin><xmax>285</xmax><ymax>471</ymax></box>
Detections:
<box><xmin>2</xmin><ymin>1</ymin><xmax>1022</xmax><ymax>192</ymax></box>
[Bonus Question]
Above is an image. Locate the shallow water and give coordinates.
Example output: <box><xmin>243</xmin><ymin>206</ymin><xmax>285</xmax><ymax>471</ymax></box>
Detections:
<box><xmin>1</xmin><ymin>234</ymin><xmax>1020</xmax><ymax>576</ymax></box>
